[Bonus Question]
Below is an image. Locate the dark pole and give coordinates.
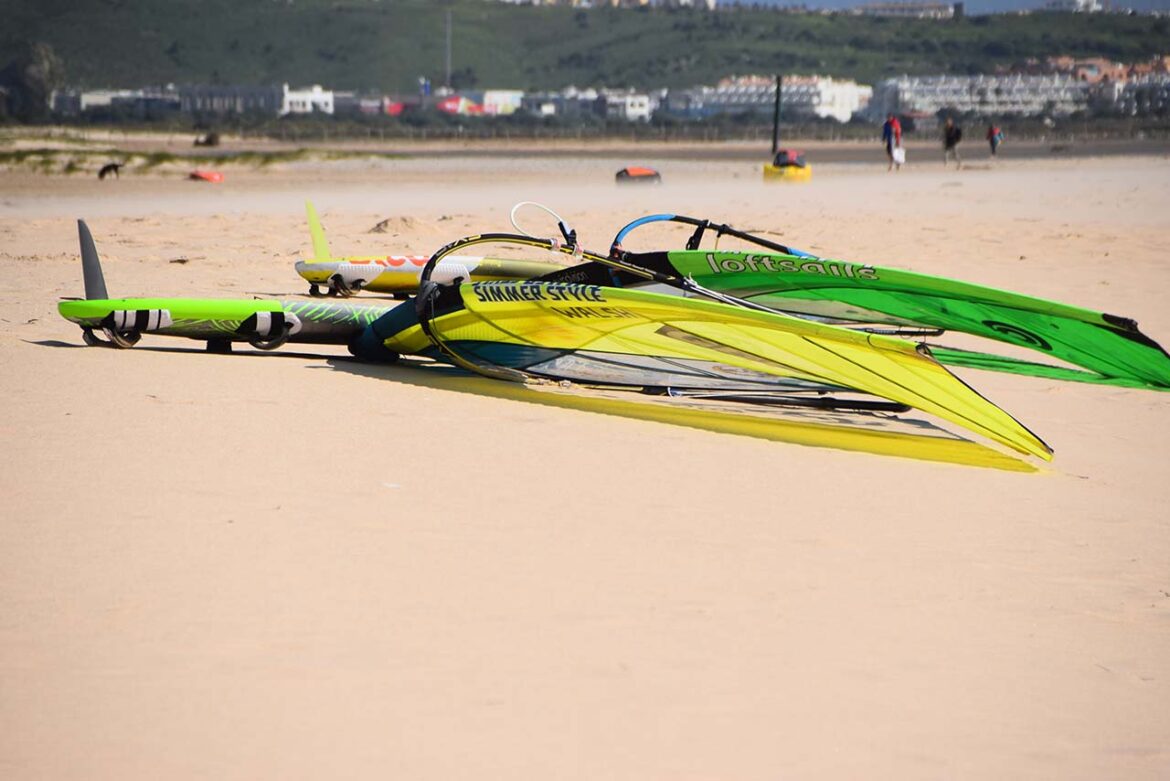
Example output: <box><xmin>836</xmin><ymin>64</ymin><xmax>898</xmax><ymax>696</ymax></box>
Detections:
<box><xmin>770</xmin><ymin>74</ymin><xmax>782</xmax><ymax>155</ymax></box>
<box><xmin>445</xmin><ymin>9</ymin><xmax>453</xmax><ymax>89</ymax></box>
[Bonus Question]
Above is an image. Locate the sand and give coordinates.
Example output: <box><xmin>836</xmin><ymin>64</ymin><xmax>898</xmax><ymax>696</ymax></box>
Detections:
<box><xmin>2</xmin><ymin>148</ymin><xmax>1169</xmax><ymax>779</ymax></box>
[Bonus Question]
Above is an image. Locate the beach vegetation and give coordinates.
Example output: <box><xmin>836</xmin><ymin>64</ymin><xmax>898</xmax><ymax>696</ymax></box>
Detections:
<box><xmin>0</xmin><ymin>143</ymin><xmax>410</xmax><ymax>175</ymax></box>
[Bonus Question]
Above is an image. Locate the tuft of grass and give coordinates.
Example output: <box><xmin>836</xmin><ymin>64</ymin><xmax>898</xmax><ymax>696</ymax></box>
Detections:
<box><xmin>1</xmin><ymin>144</ymin><xmax>404</xmax><ymax>175</ymax></box>
<box><xmin>137</xmin><ymin>151</ymin><xmax>180</xmax><ymax>170</ymax></box>
<box><xmin>0</xmin><ymin>148</ymin><xmax>62</xmax><ymax>165</ymax></box>
<box><xmin>320</xmin><ymin>149</ymin><xmax>407</xmax><ymax>162</ymax></box>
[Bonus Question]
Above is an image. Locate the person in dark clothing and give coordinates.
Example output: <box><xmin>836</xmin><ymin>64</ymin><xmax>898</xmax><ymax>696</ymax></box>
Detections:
<box><xmin>942</xmin><ymin>118</ymin><xmax>962</xmax><ymax>169</ymax></box>
<box><xmin>881</xmin><ymin>113</ymin><xmax>903</xmax><ymax>171</ymax></box>
<box><xmin>986</xmin><ymin>124</ymin><xmax>1004</xmax><ymax>157</ymax></box>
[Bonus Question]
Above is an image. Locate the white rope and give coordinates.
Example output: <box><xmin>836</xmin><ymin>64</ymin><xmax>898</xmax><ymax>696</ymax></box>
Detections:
<box><xmin>509</xmin><ymin>201</ymin><xmax>568</xmax><ymax>239</ymax></box>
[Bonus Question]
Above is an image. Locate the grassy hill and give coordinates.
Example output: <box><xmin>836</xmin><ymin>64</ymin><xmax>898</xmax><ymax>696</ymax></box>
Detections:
<box><xmin>5</xmin><ymin>0</ymin><xmax>1169</xmax><ymax>91</ymax></box>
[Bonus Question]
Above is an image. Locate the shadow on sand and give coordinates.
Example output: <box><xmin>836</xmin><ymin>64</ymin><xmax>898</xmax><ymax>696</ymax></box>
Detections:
<box><xmin>327</xmin><ymin>357</ymin><xmax>1038</xmax><ymax>473</ymax></box>
<box><xmin>34</xmin><ymin>335</ymin><xmax>1037</xmax><ymax>472</ymax></box>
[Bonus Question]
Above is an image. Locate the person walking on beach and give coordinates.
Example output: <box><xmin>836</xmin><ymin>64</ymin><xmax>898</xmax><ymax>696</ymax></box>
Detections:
<box><xmin>942</xmin><ymin>117</ymin><xmax>963</xmax><ymax>169</ymax></box>
<box><xmin>882</xmin><ymin>113</ymin><xmax>903</xmax><ymax>171</ymax></box>
<box><xmin>986</xmin><ymin>123</ymin><xmax>1004</xmax><ymax>157</ymax></box>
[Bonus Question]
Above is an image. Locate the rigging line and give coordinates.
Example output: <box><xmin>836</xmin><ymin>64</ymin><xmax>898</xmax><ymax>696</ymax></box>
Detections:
<box><xmin>417</xmin><ymin>234</ymin><xmax>601</xmax><ymax>383</ymax></box>
<box><xmin>510</xmin><ymin>201</ymin><xmax>573</xmax><ymax>245</ymax></box>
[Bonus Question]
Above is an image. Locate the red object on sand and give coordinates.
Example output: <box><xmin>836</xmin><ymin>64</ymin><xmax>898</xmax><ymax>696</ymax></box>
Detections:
<box><xmin>189</xmin><ymin>170</ymin><xmax>224</xmax><ymax>183</ymax></box>
<box><xmin>615</xmin><ymin>166</ymin><xmax>662</xmax><ymax>184</ymax></box>
<box><xmin>771</xmin><ymin>149</ymin><xmax>807</xmax><ymax>168</ymax></box>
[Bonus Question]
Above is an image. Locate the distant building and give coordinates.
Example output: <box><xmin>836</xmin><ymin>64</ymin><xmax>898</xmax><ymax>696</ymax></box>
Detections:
<box><xmin>787</xmin><ymin>76</ymin><xmax>872</xmax><ymax>122</ymax></box>
<box><xmin>79</xmin><ymin>89</ymin><xmax>141</xmax><ymax>111</ymax></box>
<box><xmin>1070</xmin><ymin>58</ymin><xmax>1129</xmax><ymax>84</ymax></box>
<box><xmin>1042</xmin><ymin>0</ymin><xmax>1102</xmax><ymax>12</ymax></box>
<box><xmin>52</xmin><ymin>87</ymin><xmax>179</xmax><ymax>118</ymax></box>
<box><xmin>179</xmin><ymin>84</ymin><xmax>283</xmax><ymax>115</ymax></box>
<box><xmin>496</xmin><ymin>0</ymin><xmax>717</xmax><ymax>7</ymax></box>
<box><xmin>481</xmin><ymin>90</ymin><xmax>525</xmax><ymax>116</ymax></box>
<box><xmin>856</xmin><ymin>2</ymin><xmax>955</xmax><ymax>19</ymax></box>
<box><xmin>281</xmin><ymin>84</ymin><xmax>334</xmax><ymax>115</ymax></box>
<box><xmin>176</xmin><ymin>84</ymin><xmax>333</xmax><ymax>116</ymax></box>
<box><xmin>51</xmin><ymin>89</ymin><xmax>110</xmax><ymax>116</ymax></box>
<box><xmin>600</xmin><ymin>88</ymin><xmax>654</xmax><ymax>121</ymax></box>
<box><xmin>662</xmin><ymin>75</ymin><xmax>870</xmax><ymax>123</ymax></box>
<box><xmin>1117</xmin><ymin>74</ymin><xmax>1170</xmax><ymax>116</ymax></box>
<box><xmin>520</xmin><ymin>86</ymin><xmax>602</xmax><ymax>118</ymax></box>
<box><xmin>1129</xmin><ymin>55</ymin><xmax>1170</xmax><ymax>78</ymax></box>
<box><xmin>869</xmin><ymin>74</ymin><xmax>1091</xmax><ymax>118</ymax></box>
<box><xmin>1006</xmin><ymin>54</ymin><xmax>1167</xmax><ymax>86</ymax></box>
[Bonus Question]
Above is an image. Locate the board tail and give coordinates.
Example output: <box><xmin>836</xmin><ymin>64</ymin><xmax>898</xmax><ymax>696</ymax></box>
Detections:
<box><xmin>305</xmin><ymin>200</ymin><xmax>332</xmax><ymax>262</ymax></box>
<box><xmin>78</xmin><ymin>219</ymin><xmax>109</xmax><ymax>300</ymax></box>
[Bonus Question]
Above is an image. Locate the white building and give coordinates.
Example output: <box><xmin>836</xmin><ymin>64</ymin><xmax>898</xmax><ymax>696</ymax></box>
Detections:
<box><xmin>481</xmin><ymin>90</ymin><xmax>525</xmax><ymax>116</ymax></box>
<box><xmin>869</xmin><ymin>74</ymin><xmax>1091</xmax><ymax>118</ymax></box>
<box><xmin>857</xmin><ymin>2</ymin><xmax>955</xmax><ymax>19</ymax></box>
<box><xmin>664</xmin><ymin>76</ymin><xmax>871</xmax><ymax>123</ymax></box>
<box><xmin>281</xmin><ymin>84</ymin><xmax>334</xmax><ymax>115</ymax></box>
<box><xmin>1117</xmin><ymin>74</ymin><xmax>1170</xmax><ymax>116</ymax></box>
<box><xmin>787</xmin><ymin>76</ymin><xmax>872</xmax><ymax>123</ymax></box>
<box><xmin>600</xmin><ymin>88</ymin><xmax>654</xmax><ymax>122</ymax></box>
<box><xmin>1043</xmin><ymin>0</ymin><xmax>1102</xmax><ymax>11</ymax></box>
<box><xmin>520</xmin><ymin>86</ymin><xmax>601</xmax><ymax>117</ymax></box>
<box><xmin>77</xmin><ymin>89</ymin><xmax>142</xmax><ymax>111</ymax></box>
<box><xmin>621</xmin><ymin>93</ymin><xmax>653</xmax><ymax>122</ymax></box>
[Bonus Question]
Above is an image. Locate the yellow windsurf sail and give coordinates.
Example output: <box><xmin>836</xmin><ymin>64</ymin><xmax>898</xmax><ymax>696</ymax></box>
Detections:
<box><xmin>305</xmin><ymin>201</ymin><xmax>332</xmax><ymax>262</ymax></box>
<box><xmin>385</xmin><ymin>281</ymin><xmax>1052</xmax><ymax>460</ymax></box>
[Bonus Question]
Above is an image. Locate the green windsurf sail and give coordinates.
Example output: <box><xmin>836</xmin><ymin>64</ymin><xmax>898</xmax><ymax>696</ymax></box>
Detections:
<box><xmin>532</xmin><ymin>213</ymin><xmax>1170</xmax><ymax>390</ymax></box>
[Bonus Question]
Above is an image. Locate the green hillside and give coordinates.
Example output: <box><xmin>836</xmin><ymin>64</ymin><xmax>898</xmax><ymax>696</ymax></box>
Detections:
<box><xmin>4</xmin><ymin>0</ymin><xmax>1169</xmax><ymax>91</ymax></box>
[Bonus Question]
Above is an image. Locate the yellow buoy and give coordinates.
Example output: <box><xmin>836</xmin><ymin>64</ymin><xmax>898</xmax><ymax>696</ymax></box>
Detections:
<box><xmin>763</xmin><ymin>149</ymin><xmax>812</xmax><ymax>182</ymax></box>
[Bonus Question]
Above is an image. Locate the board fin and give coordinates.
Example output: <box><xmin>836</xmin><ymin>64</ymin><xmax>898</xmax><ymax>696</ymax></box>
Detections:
<box><xmin>78</xmin><ymin>219</ymin><xmax>109</xmax><ymax>300</ymax></box>
<box><xmin>305</xmin><ymin>200</ymin><xmax>332</xmax><ymax>262</ymax></box>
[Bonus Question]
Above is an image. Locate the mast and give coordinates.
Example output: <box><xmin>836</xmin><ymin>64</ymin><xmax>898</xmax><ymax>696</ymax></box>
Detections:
<box><xmin>445</xmin><ymin>9</ymin><xmax>453</xmax><ymax>89</ymax></box>
<box><xmin>770</xmin><ymin>74</ymin><xmax>783</xmax><ymax>155</ymax></box>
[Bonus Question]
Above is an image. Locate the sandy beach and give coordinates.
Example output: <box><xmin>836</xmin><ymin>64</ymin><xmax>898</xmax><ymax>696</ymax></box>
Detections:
<box><xmin>2</xmin><ymin>146</ymin><xmax>1169</xmax><ymax>779</ymax></box>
